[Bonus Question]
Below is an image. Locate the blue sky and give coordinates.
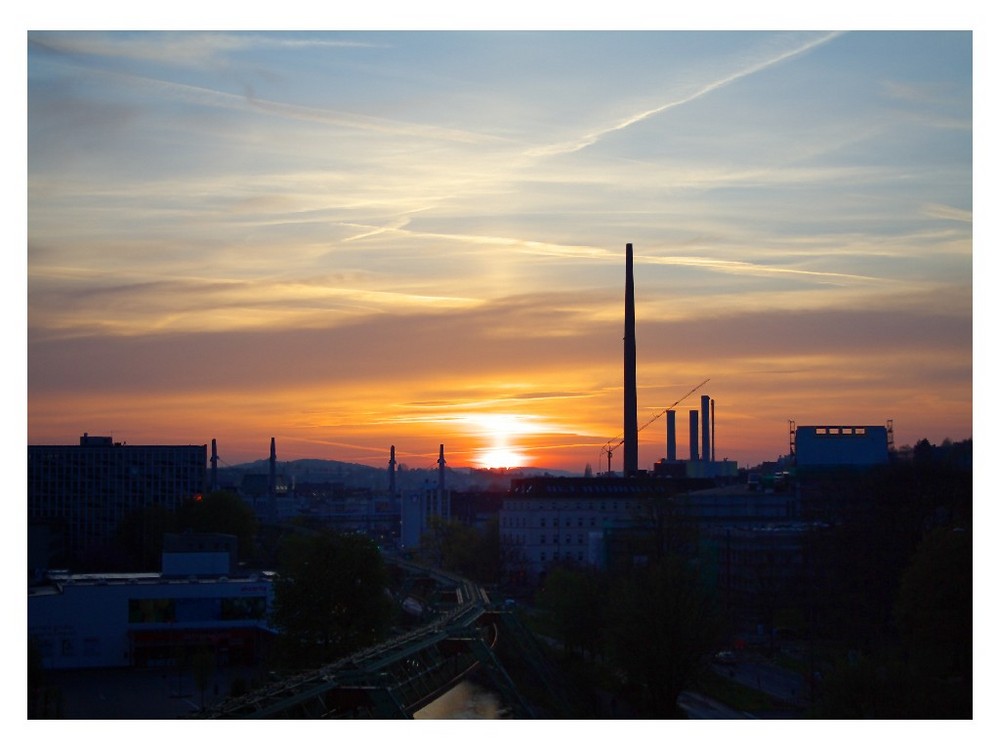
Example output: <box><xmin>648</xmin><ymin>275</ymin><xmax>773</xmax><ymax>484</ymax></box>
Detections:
<box><xmin>26</xmin><ymin>27</ymin><xmax>974</xmax><ymax>471</ymax></box>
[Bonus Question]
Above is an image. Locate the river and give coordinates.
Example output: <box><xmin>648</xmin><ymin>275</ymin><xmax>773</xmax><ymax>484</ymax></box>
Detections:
<box><xmin>413</xmin><ymin>679</ymin><xmax>508</xmax><ymax>719</ymax></box>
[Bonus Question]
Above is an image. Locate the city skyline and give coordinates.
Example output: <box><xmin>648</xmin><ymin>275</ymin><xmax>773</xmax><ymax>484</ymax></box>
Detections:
<box><xmin>27</xmin><ymin>30</ymin><xmax>973</xmax><ymax>473</ymax></box>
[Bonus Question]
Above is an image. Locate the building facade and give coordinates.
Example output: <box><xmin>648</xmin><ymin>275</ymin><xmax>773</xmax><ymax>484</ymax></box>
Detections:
<box><xmin>498</xmin><ymin>476</ymin><xmax>697</xmax><ymax>584</ymax></box>
<box><xmin>793</xmin><ymin>424</ymin><xmax>890</xmax><ymax>469</ymax></box>
<box><xmin>28</xmin><ymin>434</ymin><xmax>207</xmax><ymax>566</ymax></box>
<box><xmin>28</xmin><ymin>539</ymin><xmax>275</xmax><ymax>671</ymax></box>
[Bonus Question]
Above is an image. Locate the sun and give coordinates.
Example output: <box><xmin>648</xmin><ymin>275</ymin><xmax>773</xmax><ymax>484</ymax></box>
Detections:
<box><xmin>477</xmin><ymin>447</ymin><xmax>528</xmax><ymax>469</ymax></box>
<box><xmin>463</xmin><ymin>413</ymin><xmax>541</xmax><ymax>469</ymax></box>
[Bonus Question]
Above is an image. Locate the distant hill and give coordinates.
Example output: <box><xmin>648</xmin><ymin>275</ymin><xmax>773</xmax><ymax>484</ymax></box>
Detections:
<box><xmin>216</xmin><ymin>458</ymin><xmax>574</xmax><ymax>493</ymax></box>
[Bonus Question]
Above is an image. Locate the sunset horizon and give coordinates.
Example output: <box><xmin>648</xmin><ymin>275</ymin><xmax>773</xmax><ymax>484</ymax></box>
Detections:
<box><xmin>27</xmin><ymin>30</ymin><xmax>972</xmax><ymax>476</ymax></box>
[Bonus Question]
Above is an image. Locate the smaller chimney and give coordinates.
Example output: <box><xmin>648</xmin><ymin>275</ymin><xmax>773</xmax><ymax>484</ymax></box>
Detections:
<box><xmin>269</xmin><ymin>437</ymin><xmax>277</xmax><ymax>522</ymax></box>
<box><xmin>388</xmin><ymin>445</ymin><xmax>397</xmax><ymax>497</ymax></box>
<box><xmin>689</xmin><ymin>410</ymin><xmax>700</xmax><ymax>461</ymax></box>
<box><xmin>666</xmin><ymin>410</ymin><xmax>677</xmax><ymax>461</ymax></box>
<box><xmin>211</xmin><ymin>438</ymin><xmax>219</xmax><ymax>491</ymax></box>
<box><xmin>711</xmin><ymin>399</ymin><xmax>716</xmax><ymax>462</ymax></box>
<box><xmin>701</xmin><ymin>395</ymin><xmax>711</xmax><ymax>464</ymax></box>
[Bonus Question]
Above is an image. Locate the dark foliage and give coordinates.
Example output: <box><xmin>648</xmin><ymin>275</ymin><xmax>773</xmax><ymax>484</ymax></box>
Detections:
<box><xmin>805</xmin><ymin>447</ymin><xmax>973</xmax><ymax>718</ymax></box>
<box><xmin>270</xmin><ymin>530</ymin><xmax>393</xmax><ymax>669</ymax></box>
<box><xmin>417</xmin><ymin>516</ymin><xmax>500</xmax><ymax>585</ymax></box>
<box><xmin>607</xmin><ymin>557</ymin><xmax>721</xmax><ymax>716</ymax></box>
<box><xmin>176</xmin><ymin>490</ymin><xmax>258</xmax><ymax>561</ymax></box>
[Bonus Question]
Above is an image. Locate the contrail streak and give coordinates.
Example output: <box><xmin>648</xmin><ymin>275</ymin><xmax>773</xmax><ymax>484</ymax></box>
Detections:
<box><xmin>528</xmin><ymin>32</ymin><xmax>845</xmax><ymax>159</ymax></box>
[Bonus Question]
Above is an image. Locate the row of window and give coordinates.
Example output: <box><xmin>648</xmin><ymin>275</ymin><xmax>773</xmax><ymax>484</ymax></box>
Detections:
<box><xmin>502</xmin><ymin>532</ymin><xmax>591</xmax><ymax>546</ymax></box>
<box><xmin>502</xmin><ymin>515</ymin><xmax>601</xmax><ymax>528</ymax></box>
<box><xmin>503</xmin><ymin>500</ymin><xmax>644</xmax><ymax>512</ymax></box>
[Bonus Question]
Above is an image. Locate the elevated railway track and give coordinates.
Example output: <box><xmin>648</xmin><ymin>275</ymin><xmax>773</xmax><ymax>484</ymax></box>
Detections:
<box><xmin>198</xmin><ymin>560</ymin><xmax>537</xmax><ymax>719</ymax></box>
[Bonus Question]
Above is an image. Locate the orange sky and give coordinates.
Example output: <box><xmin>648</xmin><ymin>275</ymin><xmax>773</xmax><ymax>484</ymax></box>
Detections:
<box><xmin>26</xmin><ymin>31</ymin><xmax>973</xmax><ymax>473</ymax></box>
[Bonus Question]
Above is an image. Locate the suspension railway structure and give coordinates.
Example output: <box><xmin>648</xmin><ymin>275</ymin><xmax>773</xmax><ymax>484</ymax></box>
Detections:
<box><xmin>197</xmin><ymin>559</ymin><xmax>565</xmax><ymax>719</ymax></box>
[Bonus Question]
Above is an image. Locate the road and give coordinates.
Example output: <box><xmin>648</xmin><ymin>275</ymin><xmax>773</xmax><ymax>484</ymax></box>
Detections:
<box><xmin>678</xmin><ymin>690</ymin><xmax>754</xmax><ymax>719</ymax></box>
<box><xmin>712</xmin><ymin>657</ymin><xmax>808</xmax><ymax>708</ymax></box>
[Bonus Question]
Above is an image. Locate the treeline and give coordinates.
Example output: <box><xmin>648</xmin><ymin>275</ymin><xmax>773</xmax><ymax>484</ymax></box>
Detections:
<box><xmin>102</xmin><ymin>490</ymin><xmax>259</xmax><ymax>572</ymax></box>
<box><xmin>801</xmin><ymin>446</ymin><xmax>972</xmax><ymax>718</ymax></box>
<box><xmin>268</xmin><ymin>529</ymin><xmax>394</xmax><ymax>670</ymax></box>
<box><xmin>534</xmin><ymin>557</ymin><xmax>722</xmax><ymax>718</ymax></box>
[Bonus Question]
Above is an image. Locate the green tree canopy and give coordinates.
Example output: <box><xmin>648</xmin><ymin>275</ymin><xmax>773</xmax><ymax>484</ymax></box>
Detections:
<box><xmin>113</xmin><ymin>504</ymin><xmax>178</xmax><ymax>571</ymax></box>
<box><xmin>607</xmin><ymin>557</ymin><xmax>721</xmax><ymax>717</ymax></box>
<box><xmin>418</xmin><ymin>516</ymin><xmax>500</xmax><ymax>584</ymax></box>
<box><xmin>270</xmin><ymin>530</ymin><xmax>394</xmax><ymax>669</ymax></box>
<box><xmin>176</xmin><ymin>490</ymin><xmax>258</xmax><ymax>562</ymax></box>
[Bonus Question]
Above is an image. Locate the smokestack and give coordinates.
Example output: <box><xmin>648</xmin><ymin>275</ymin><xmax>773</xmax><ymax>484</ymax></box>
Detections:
<box><xmin>711</xmin><ymin>398</ymin><xmax>716</xmax><ymax>462</ymax></box>
<box><xmin>211</xmin><ymin>438</ymin><xmax>219</xmax><ymax>492</ymax></box>
<box><xmin>269</xmin><ymin>437</ymin><xmax>277</xmax><ymax>522</ymax></box>
<box><xmin>623</xmin><ymin>243</ymin><xmax>639</xmax><ymax>477</ymax></box>
<box><xmin>388</xmin><ymin>445</ymin><xmax>397</xmax><ymax>497</ymax></box>
<box><xmin>689</xmin><ymin>410</ymin><xmax>700</xmax><ymax>461</ymax></box>
<box><xmin>437</xmin><ymin>444</ymin><xmax>446</xmax><ymax>493</ymax></box>
<box><xmin>666</xmin><ymin>410</ymin><xmax>677</xmax><ymax>461</ymax></box>
<box><xmin>701</xmin><ymin>395</ymin><xmax>711</xmax><ymax>463</ymax></box>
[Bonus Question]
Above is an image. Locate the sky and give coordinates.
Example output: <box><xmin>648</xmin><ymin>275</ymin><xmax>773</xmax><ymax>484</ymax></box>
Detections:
<box><xmin>25</xmin><ymin>27</ymin><xmax>974</xmax><ymax>474</ymax></box>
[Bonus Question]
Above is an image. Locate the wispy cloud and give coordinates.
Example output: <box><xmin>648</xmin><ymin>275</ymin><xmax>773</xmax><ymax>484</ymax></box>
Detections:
<box><xmin>525</xmin><ymin>32</ymin><xmax>845</xmax><ymax>159</ymax></box>
<box><xmin>30</xmin><ymin>31</ymin><xmax>383</xmax><ymax>69</ymax></box>
<box><xmin>922</xmin><ymin>203</ymin><xmax>972</xmax><ymax>223</ymax></box>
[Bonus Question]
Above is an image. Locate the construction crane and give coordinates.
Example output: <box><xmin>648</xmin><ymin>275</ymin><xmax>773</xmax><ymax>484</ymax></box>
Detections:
<box><xmin>602</xmin><ymin>378</ymin><xmax>710</xmax><ymax>475</ymax></box>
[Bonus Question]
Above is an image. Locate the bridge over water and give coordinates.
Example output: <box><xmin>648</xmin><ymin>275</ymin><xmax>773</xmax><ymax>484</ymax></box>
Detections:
<box><xmin>198</xmin><ymin>560</ymin><xmax>561</xmax><ymax>719</ymax></box>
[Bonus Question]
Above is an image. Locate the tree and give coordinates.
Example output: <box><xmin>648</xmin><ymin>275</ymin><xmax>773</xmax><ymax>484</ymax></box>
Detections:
<box><xmin>535</xmin><ymin>566</ymin><xmax>610</xmax><ymax>662</ymax></box>
<box><xmin>176</xmin><ymin>490</ymin><xmax>258</xmax><ymax>562</ymax></box>
<box><xmin>892</xmin><ymin>527</ymin><xmax>972</xmax><ymax>716</ymax></box>
<box><xmin>270</xmin><ymin>530</ymin><xmax>393</xmax><ymax>669</ymax></box>
<box><xmin>113</xmin><ymin>504</ymin><xmax>178</xmax><ymax>571</ymax></box>
<box><xmin>418</xmin><ymin>517</ymin><xmax>500</xmax><ymax>584</ymax></box>
<box><xmin>607</xmin><ymin>557</ymin><xmax>720</xmax><ymax>717</ymax></box>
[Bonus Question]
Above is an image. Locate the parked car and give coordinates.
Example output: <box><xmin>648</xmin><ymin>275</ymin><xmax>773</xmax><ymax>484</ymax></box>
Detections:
<box><xmin>713</xmin><ymin>650</ymin><xmax>738</xmax><ymax>665</ymax></box>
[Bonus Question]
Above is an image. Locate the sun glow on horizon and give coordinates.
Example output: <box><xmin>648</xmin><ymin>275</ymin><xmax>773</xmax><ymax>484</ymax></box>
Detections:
<box><xmin>476</xmin><ymin>446</ymin><xmax>530</xmax><ymax>470</ymax></box>
<box><xmin>460</xmin><ymin>413</ymin><xmax>541</xmax><ymax>469</ymax></box>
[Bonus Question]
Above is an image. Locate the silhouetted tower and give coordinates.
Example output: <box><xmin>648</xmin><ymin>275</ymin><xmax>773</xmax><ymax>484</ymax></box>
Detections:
<box><xmin>623</xmin><ymin>243</ymin><xmax>639</xmax><ymax>477</ymax></box>
<box><xmin>210</xmin><ymin>438</ymin><xmax>219</xmax><ymax>492</ymax></box>
<box><xmin>689</xmin><ymin>409</ymin><xmax>700</xmax><ymax>461</ymax></box>
<box><xmin>666</xmin><ymin>409</ymin><xmax>677</xmax><ymax>461</ymax></box>
<box><xmin>388</xmin><ymin>445</ymin><xmax>397</xmax><ymax>498</ymax></box>
<box><xmin>269</xmin><ymin>437</ymin><xmax>277</xmax><ymax>522</ymax></box>
<box><xmin>436</xmin><ymin>444</ymin><xmax>450</xmax><ymax>518</ymax></box>
<box><xmin>437</xmin><ymin>444</ymin><xmax>446</xmax><ymax>493</ymax></box>
<box><xmin>711</xmin><ymin>398</ymin><xmax>716</xmax><ymax>462</ymax></box>
<box><xmin>701</xmin><ymin>394</ymin><xmax>711</xmax><ymax>463</ymax></box>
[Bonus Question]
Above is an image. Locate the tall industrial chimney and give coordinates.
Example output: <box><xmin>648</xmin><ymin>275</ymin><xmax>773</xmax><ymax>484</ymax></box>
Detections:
<box><xmin>666</xmin><ymin>410</ymin><xmax>677</xmax><ymax>461</ymax></box>
<box><xmin>689</xmin><ymin>410</ymin><xmax>700</xmax><ymax>461</ymax></box>
<box><xmin>701</xmin><ymin>395</ymin><xmax>711</xmax><ymax>463</ymax></box>
<box><xmin>623</xmin><ymin>243</ymin><xmax>639</xmax><ymax>477</ymax></box>
<box><xmin>269</xmin><ymin>437</ymin><xmax>277</xmax><ymax>522</ymax></box>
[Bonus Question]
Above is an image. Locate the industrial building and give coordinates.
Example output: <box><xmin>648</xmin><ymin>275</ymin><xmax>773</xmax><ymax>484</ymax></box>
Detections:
<box><xmin>499</xmin><ymin>475</ymin><xmax>714</xmax><ymax>584</ymax></box>
<box><xmin>28</xmin><ymin>434</ymin><xmax>207</xmax><ymax>568</ymax></box>
<box><xmin>792</xmin><ymin>423</ymin><xmax>891</xmax><ymax>470</ymax></box>
<box><xmin>28</xmin><ymin>533</ymin><xmax>275</xmax><ymax>671</ymax></box>
<box><xmin>498</xmin><ymin>244</ymin><xmax>732</xmax><ymax>584</ymax></box>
